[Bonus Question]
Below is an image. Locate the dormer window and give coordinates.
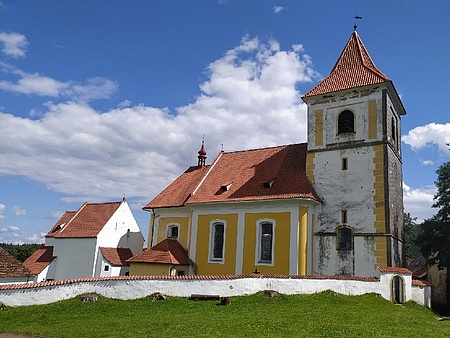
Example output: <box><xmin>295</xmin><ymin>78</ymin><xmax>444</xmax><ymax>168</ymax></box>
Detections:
<box><xmin>263</xmin><ymin>179</ymin><xmax>275</xmax><ymax>188</ymax></box>
<box><xmin>220</xmin><ymin>183</ymin><xmax>232</xmax><ymax>192</ymax></box>
<box><xmin>338</xmin><ymin>110</ymin><xmax>355</xmax><ymax>134</ymax></box>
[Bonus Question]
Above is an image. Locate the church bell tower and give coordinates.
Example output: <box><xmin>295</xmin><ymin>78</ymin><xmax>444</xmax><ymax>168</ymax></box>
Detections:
<box><xmin>302</xmin><ymin>30</ymin><xmax>406</xmax><ymax>276</ymax></box>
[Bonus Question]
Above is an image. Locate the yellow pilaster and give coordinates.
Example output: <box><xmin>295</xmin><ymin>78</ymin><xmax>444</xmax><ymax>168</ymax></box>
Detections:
<box><xmin>372</xmin><ymin>144</ymin><xmax>385</xmax><ymax>233</ymax></box>
<box><xmin>298</xmin><ymin>207</ymin><xmax>308</xmax><ymax>275</ymax></box>
<box><xmin>306</xmin><ymin>152</ymin><xmax>315</xmax><ymax>183</ymax></box>
<box><xmin>368</xmin><ymin>99</ymin><xmax>378</xmax><ymax>140</ymax></box>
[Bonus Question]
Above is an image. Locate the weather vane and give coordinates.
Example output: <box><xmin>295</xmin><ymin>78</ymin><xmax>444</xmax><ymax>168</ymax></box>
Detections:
<box><xmin>353</xmin><ymin>15</ymin><xmax>362</xmax><ymax>31</ymax></box>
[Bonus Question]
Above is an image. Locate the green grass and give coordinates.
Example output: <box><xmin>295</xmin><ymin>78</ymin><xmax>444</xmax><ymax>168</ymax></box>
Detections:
<box><xmin>0</xmin><ymin>291</ymin><xmax>449</xmax><ymax>338</ymax></box>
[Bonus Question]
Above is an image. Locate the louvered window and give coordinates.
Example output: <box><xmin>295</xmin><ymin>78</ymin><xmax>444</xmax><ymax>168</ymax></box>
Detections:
<box><xmin>338</xmin><ymin>110</ymin><xmax>355</xmax><ymax>134</ymax></box>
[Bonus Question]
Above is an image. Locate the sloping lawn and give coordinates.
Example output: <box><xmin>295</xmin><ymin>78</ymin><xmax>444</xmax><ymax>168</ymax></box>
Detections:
<box><xmin>0</xmin><ymin>292</ymin><xmax>449</xmax><ymax>338</ymax></box>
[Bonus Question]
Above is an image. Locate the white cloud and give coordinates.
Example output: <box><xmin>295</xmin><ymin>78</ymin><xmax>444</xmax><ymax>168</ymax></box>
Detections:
<box><xmin>63</xmin><ymin>77</ymin><xmax>119</xmax><ymax>101</ymax></box>
<box><xmin>419</xmin><ymin>159</ymin><xmax>434</xmax><ymax>166</ymax></box>
<box><xmin>48</xmin><ymin>210</ymin><xmax>64</xmax><ymax>220</ymax></box>
<box><xmin>0</xmin><ymin>36</ymin><xmax>318</xmax><ymax>203</ymax></box>
<box><xmin>402</xmin><ymin>123</ymin><xmax>450</xmax><ymax>156</ymax></box>
<box><xmin>0</xmin><ymin>62</ymin><xmax>118</xmax><ymax>101</ymax></box>
<box><xmin>0</xmin><ymin>32</ymin><xmax>28</xmax><ymax>58</ymax></box>
<box><xmin>13</xmin><ymin>206</ymin><xmax>26</xmax><ymax>216</ymax></box>
<box><xmin>273</xmin><ymin>6</ymin><xmax>286</xmax><ymax>13</ymax></box>
<box><xmin>0</xmin><ymin>225</ymin><xmax>20</xmax><ymax>232</ymax></box>
<box><xmin>117</xmin><ymin>100</ymin><xmax>132</xmax><ymax>108</ymax></box>
<box><xmin>403</xmin><ymin>182</ymin><xmax>436</xmax><ymax>223</ymax></box>
<box><xmin>0</xmin><ymin>203</ymin><xmax>5</xmax><ymax>219</ymax></box>
<box><xmin>26</xmin><ymin>232</ymin><xmax>46</xmax><ymax>243</ymax></box>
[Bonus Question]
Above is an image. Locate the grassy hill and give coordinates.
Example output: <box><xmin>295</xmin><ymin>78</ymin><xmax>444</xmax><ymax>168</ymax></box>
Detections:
<box><xmin>0</xmin><ymin>291</ymin><xmax>449</xmax><ymax>337</ymax></box>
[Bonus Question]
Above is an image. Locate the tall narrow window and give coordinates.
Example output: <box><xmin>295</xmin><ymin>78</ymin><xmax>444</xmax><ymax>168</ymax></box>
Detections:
<box><xmin>209</xmin><ymin>221</ymin><xmax>225</xmax><ymax>262</ymax></box>
<box><xmin>337</xmin><ymin>227</ymin><xmax>353</xmax><ymax>250</ymax></box>
<box><xmin>341</xmin><ymin>157</ymin><xmax>348</xmax><ymax>170</ymax></box>
<box><xmin>391</xmin><ymin>117</ymin><xmax>396</xmax><ymax>143</ymax></box>
<box><xmin>341</xmin><ymin>210</ymin><xmax>348</xmax><ymax>224</ymax></box>
<box><xmin>258</xmin><ymin>221</ymin><xmax>274</xmax><ymax>264</ymax></box>
<box><xmin>338</xmin><ymin>110</ymin><xmax>355</xmax><ymax>134</ymax></box>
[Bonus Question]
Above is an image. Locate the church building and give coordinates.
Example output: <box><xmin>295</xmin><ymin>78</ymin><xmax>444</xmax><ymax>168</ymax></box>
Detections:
<box><xmin>131</xmin><ymin>30</ymin><xmax>406</xmax><ymax>277</ymax></box>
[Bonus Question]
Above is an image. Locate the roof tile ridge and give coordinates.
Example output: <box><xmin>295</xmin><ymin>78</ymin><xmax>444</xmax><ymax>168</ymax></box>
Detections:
<box><xmin>87</xmin><ymin>200</ymin><xmax>122</xmax><ymax>206</ymax></box>
<box><xmin>56</xmin><ymin>202</ymin><xmax>87</xmax><ymax>236</ymax></box>
<box><xmin>354</xmin><ymin>32</ymin><xmax>390</xmax><ymax>81</ymax></box>
<box><xmin>223</xmin><ymin>142</ymin><xmax>304</xmax><ymax>155</ymax></box>
<box><xmin>191</xmin><ymin>151</ymin><xmax>224</xmax><ymax>197</ymax></box>
<box><xmin>329</xmin><ymin>31</ymin><xmax>361</xmax><ymax>74</ymax></box>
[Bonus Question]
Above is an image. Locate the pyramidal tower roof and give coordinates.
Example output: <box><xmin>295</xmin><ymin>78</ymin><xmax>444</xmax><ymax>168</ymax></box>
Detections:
<box><xmin>303</xmin><ymin>31</ymin><xmax>390</xmax><ymax>98</ymax></box>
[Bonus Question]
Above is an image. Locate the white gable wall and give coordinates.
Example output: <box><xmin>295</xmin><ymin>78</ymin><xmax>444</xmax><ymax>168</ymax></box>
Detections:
<box><xmin>96</xmin><ymin>201</ymin><xmax>144</xmax><ymax>255</ymax></box>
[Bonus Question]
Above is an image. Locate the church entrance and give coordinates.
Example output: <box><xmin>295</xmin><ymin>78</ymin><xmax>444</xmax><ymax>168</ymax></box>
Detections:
<box><xmin>392</xmin><ymin>275</ymin><xmax>404</xmax><ymax>304</ymax></box>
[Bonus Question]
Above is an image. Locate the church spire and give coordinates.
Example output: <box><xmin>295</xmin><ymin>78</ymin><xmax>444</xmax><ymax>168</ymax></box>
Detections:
<box><xmin>303</xmin><ymin>31</ymin><xmax>390</xmax><ymax>98</ymax></box>
<box><xmin>197</xmin><ymin>141</ymin><xmax>207</xmax><ymax>167</ymax></box>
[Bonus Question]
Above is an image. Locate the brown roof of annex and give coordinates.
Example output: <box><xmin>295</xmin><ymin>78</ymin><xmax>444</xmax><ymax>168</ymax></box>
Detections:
<box><xmin>99</xmin><ymin>247</ymin><xmax>134</xmax><ymax>266</ymax></box>
<box><xmin>46</xmin><ymin>201</ymin><xmax>122</xmax><ymax>238</ymax></box>
<box><xmin>303</xmin><ymin>31</ymin><xmax>390</xmax><ymax>98</ymax></box>
<box><xmin>23</xmin><ymin>246</ymin><xmax>56</xmax><ymax>275</ymax></box>
<box><xmin>0</xmin><ymin>247</ymin><xmax>33</xmax><ymax>278</ymax></box>
<box><xmin>144</xmin><ymin>143</ymin><xmax>318</xmax><ymax>209</ymax></box>
<box><xmin>127</xmin><ymin>238</ymin><xmax>190</xmax><ymax>265</ymax></box>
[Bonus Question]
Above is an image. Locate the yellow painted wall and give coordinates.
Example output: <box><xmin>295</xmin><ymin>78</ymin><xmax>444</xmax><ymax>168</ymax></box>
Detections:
<box><xmin>298</xmin><ymin>207</ymin><xmax>308</xmax><ymax>275</ymax></box>
<box><xmin>156</xmin><ymin>216</ymin><xmax>190</xmax><ymax>248</ymax></box>
<box><xmin>130</xmin><ymin>263</ymin><xmax>170</xmax><ymax>276</ymax></box>
<box><xmin>306</xmin><ymin>152</ymin><xmax>315</xmax><ymax>183</ymax></box>
<box><xmin>372</xmin><ymin>144</ymin><xmax>385</xmax><ymax>234</ymax></box>
<box><xmin>368</xmin><ymin>99</ymin><xmax>378</xmax><ymax>140</ymax></box>
<box><xmin>194</xmin><ymin>213</ymin><xmax>238</xmax><ymax>275</ymax></box>
<box><xmin>242</xmin><ymin>212</ymin><xmax>290</xmax><ymax>275</ymax></box>
<box><xmin>374</xmin><ymin>236</ymin><xmax>387</xmax><ymax>267</ymax></box>
<box><xmin>130</xmin><ymin>263</ymin><xmax>190</xmax><ymax>276</ymax></box>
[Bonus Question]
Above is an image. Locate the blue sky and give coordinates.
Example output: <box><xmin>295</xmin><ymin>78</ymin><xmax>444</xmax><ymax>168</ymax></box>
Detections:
<box><xmin>0</xmin><ymin>1</ymin><xmax>449</xmax><ymax>245</ymax></box>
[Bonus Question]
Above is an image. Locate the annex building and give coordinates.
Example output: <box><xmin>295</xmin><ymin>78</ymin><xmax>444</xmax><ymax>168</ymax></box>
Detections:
<box><xmin>130</xmin><ymin>30</ymin><xmax>406</xmax><ymax>278</ymax></box>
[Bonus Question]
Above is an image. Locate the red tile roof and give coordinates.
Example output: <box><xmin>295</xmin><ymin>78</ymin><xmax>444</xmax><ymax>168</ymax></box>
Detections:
<box><xmin>412</xmin><ymin>279</ymin><xmax>431</xmax><ymax>287</ymax></box>
<box><xmin>0</xmin><ymin>273</ymin><xmax>381</xmax><ymax>290</ymax></box>
<box><xmin>145</xmin><ymin>143</ymin><xmax>318</xmax><ymax>209</ymax></box>
<box><xmin>127</xmin><ymin>238</ymin><xmax>190</xmax><ymax>265</ymax></box>
<box><xmin>303</xmin><ymin>31</ymin><xmax>390</xmax><ymax>98</ymax></box>
<box><xmin>0</xmin><ymin>247</ymin><xmax>33</xmax><ymax>278</ymax></box>
<box><xmin>23</xmin><ymin>246</ymin><xmax>55</xmax><ymax>275</ymax></box>
<box><xmin>145</xmin><ymin>165</ymin><xmax>210</xmax><ymax>208</ymax></box>
<box><xmin>46</xmin><ymin>201</ymin><xmax>122</xmax><ymax>238</ymax></box>
<box><xmin>377</xmin><ymin>266</ymin><xmax>412</xmax><ymax>274</ymax></box>
<box><xmin>100</xmin><ymin>247</ymin><xmax>133</xmax><ymax>266</ymax></box>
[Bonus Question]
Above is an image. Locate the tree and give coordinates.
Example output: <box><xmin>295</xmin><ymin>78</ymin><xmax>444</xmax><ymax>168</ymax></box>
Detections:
<box><xmin>404</xmin><ymin>212</ymin><xmax>420</xmax><ymax>261</ymax></box>
<box><xmin>416</xmin><ymin>160</ymin><xmax>450</xmax><ymax>269</ymax></box>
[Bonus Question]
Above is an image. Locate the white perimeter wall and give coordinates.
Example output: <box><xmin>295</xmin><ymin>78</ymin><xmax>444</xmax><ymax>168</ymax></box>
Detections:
<box><xmin>0</xmin><ymin>273</ymin><xmax>430</xmax><ymax>308</ymax></box>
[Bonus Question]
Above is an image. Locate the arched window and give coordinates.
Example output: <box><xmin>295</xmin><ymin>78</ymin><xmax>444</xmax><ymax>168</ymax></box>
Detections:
<box><xmin>338</xmin><ymin>110</ymin><xmax>355</xmax><ymax>134</ymax></box>
<box><xmin>256</xmin><ymin>219</ymin><xmax>276</xmax><ymax>265</ymax></box>
<box><xmin>209</xmin><ymin>221</ymin><xmax>226</xmax><ymax>262</ymax></box>
<box><xmin>336</xmin><ymin>226</ymin><xmax>353</xmax><ymax>250</ymax></box>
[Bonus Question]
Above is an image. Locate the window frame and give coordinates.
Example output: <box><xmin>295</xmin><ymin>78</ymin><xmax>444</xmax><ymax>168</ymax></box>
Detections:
<box><xmin>255</xmin><ymin>219</ymin><xmax>276</xmax><ymax>266</ymax></box>
<box><xmin>208</xmin><ymin>220</ymin><xmax>227</xmax><ymax>263</ymax></box>
<box><xmin>166</xmin><ymin>223</ymin><xmax>180</xmax><ymax>240</ymax></box>
<box><xmin>337</xmin><ymin>110</ymin><xmax>355</xmax><ymax>134</ymax></box>
<box><xmin>336</xmin><ymin>226</ymin><xmax>353</xmax><ymax>250</ymax></box>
